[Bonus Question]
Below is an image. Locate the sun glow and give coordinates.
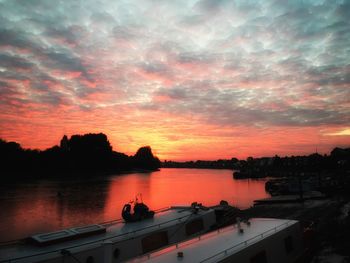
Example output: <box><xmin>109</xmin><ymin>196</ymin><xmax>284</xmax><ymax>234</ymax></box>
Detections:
<box><xmin>0</xmin><ymin>0</ymin><xmax>349</xmax><ymax>160</ymax></box>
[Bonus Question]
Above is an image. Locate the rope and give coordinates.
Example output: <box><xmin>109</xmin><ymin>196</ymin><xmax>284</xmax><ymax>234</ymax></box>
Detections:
<box><xmin>167</xmin><ymin>208</ymin><xmax>198</xmax><ymax>240</ymax></box>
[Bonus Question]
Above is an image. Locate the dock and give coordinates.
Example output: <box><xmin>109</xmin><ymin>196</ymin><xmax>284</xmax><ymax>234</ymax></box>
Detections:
<box><xmin>254</xmin><ymin>191</ymin><xmax>326</xmax><ymax>205</ymax></box>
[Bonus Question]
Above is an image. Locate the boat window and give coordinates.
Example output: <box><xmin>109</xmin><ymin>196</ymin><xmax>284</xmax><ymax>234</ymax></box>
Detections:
<box><xmin>114</xmin><ymin>248</ymin><xmax>120</xmax><ymax>259</ymax></box>
<box><xmin>86</xmin><ymin>256</ymin><xmax>94</xmax><ymax>263</ymax></box>
<box><xmin>141</xmin><ymin>231</ymin><xmax>169</xmax><ymax>253</ymax></box>
<box><xmin>250</xmin><ymin>250</ymin><xmax>267</xmax><ymax>263</ymax></box>
<box><xmin>284</xmin><ymin>235</ymin><xmax>294</xmax><ymax>254</ymax></box>
<box><xmin>185</xmin><ymin>219</ymin><xmax>204</xmax><ymax>236</ymax></box>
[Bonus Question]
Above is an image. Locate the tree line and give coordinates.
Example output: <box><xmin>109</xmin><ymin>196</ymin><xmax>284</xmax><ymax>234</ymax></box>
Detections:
<box><xmin>0</xmin><ymin>133</ymin><xmax>160</xmax><ymax>177</ymax></box>
<box><xmin>162</xmin><ymin>147</ymin><xmax>350</xmax><ymax>178</ymax></box>
<box><xmin>232</xmin><ymin>148</ymin><xmax>350</xmax><ymax>178</ymax></box>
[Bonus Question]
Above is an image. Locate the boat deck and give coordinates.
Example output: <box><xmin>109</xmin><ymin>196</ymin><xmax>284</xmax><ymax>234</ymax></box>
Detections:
<box><xmin>130</xmin><ymin>218</ymin><xmax>298</xmax><ymax>263</ymax></box>
<box><xmin>0</xmin><ymin>206</ymin><xmax>211</xmax><ymax>262</ymax></box>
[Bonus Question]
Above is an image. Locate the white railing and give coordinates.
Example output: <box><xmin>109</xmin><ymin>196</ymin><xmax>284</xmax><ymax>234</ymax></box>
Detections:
<box><xmin>200</xmin><ymin>220</ymin><xmax>293</xmax><ymax>263</ymax></box>
<box><xmin>137</xmin><ymin>220</ymin><xmax>293</xmax><ymax>263</ymax></box>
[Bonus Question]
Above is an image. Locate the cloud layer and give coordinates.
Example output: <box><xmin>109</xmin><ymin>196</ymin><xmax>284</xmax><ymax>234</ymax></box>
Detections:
<box><xmin>0</xmin><ymin>0</ymin><xmax>349</xmax><ymax>160</ymax></box>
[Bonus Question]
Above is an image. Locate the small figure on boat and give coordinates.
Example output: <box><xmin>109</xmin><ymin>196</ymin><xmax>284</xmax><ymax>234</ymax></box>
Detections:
<box><xmin>122</xmin><ymin>194</ymin><xmax>155</xmax><ymax>223</ymax></box>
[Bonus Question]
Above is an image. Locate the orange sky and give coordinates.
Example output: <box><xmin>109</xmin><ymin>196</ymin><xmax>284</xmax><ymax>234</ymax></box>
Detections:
<box><xmin>0</xmin><ymin>0</ymin><xmax>349</xmax><ymax>161</ymax></box>
<box><xmin>0</xmin><ymin>104</ymin><xmax>349</xmax><ymax>161</ymax></box>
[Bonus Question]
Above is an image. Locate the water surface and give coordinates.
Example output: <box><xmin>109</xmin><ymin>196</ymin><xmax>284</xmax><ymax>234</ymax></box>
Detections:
<box><xmin>0</xmin><ymin>168</ymin><xmax>269</xmax><ymax>242</ymax></box>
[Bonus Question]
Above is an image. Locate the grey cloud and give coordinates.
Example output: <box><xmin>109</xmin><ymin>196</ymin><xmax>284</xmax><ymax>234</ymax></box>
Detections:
<box><xmin>45</xmin><ymin>26</ymin><xmax>86</xmax><ymax>45</ymax></box>
<box><xmin>155</xmin><ymin>86</ymin><xmax>189</xmax><ymax>100</ymax></box>
<box><xmin>177</xmin><ymin>52</ymin><xmax>220</xmax><ymax>64</ymax></box>
<box><xmin>0</xmin><ymin>80</ymin><xmax>28</xmax><ymax>107</ymax></box>
<box><xmin>30</xmin><ymin>82</ymin><xmax>50</xmax><ymax>91</ymax></box>
<box><xmin>301</xmin><ymin>64</ymin><xmax>350</xmax><ymax>86</ymax></box>
<box><xmin>43</xmin><ymin>50</ymin><xmax>88</xmax><ymax>75</ymax></box>
<box><xmin>0</xmin><ymin>0</ymin><xmax>349</xmax><ymax>129</ymax></box>
<box><xmin>33</xmin><ymin>91</ymin><xmax>64</xmax><ymax>106</ymax></box>
<box><xmin>194</xmin><ymin>0</ymin><xmax>261</xmax><ymax>16</ymax></box>
<box><xmin>139</xmin><ymin>62</ymin><xmax>169</xmax><ymax>74</ymax></box>
<box><xmin>0</xmin><ymin>29</ymin><xmax>36</xmax><ymax>50</ymax></box>
<box><xmin>149</xmin><ymin>85</ymin><xmax>349</xmax><ymax>127</ymax></box>
<box><xmin>0</xmin><ymin>28</ymin><xmax>83</xmax><ymax>78</ymax></box>
<box><xmin>0</xmin><ymin>53</ymin><xmax>35</xmax><ymax>69</ymax></box>
<box><xmin>90</xmin><ymin>12</ymin><xmax>116</xmax><ymax>28</ymax></box>
<box><xmin>336</xmin><ymin>1</ymin><xmax>350</xmax><ymax>19</ymax></box>
<box><xmin>178</xmin><ymin>15</ymin><xmax>206</xmax><ymax>27</ymax></box>
<box><xmin>113</xmin><ymin>26</ymin><xmax>138</xmax><ymax>40</ymax></box>
<box><xmin>0</xmin><ymin>70</ymin><xmax>31</xmax><ymax>81</ymax></box>
<box><xmin>194</xmin><ymin>0</ymin><xmax>231</xmax><ymax>13</ymax></box>
<box><xmin>0</xmin><ymin>80</ymin><xmax>17</xmax><ymax>95</ymax></box>
<box><xmin>203</xmin><ymin>103</ymin><xmax>349</xmax><ymax>128</ymax></box>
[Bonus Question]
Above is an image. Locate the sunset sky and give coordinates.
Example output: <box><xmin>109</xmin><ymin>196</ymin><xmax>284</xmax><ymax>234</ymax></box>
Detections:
<box><xmin>0</xmin><ymin>0</ymin><xmax>349</xmax><ymax>161</ymax></box>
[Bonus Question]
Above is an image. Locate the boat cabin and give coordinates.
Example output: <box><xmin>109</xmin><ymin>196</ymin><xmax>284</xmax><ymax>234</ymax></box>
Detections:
<box><xmin>129</xmin><ymin>218</ymin><xmax>304</xmax><ymax>263</ymax></box>
<box><xmin>0</xmin><ymin>206</ymin><xmax>216</xmax><ymax>263</ymax></box>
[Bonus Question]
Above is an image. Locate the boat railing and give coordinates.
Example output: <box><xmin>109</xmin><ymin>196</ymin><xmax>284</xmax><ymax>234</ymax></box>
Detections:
<box><xmin>0</xmin><ymin>207</ymin><xmax>171</xmax><ymax>249</ymax></box>
<box><xmin>1</xmin><ymin>206</ymin><xmax>203</xmax><ymax>263</ymax></box>
<box><xmin>200</xmin><ymin>220</ymin><xmax>293</xmax><ymax>263</ymax></box>
<box><xmin>138</xmin><ymin>220</ymin><xmax>294</xmax><ymax>262</ymax></box>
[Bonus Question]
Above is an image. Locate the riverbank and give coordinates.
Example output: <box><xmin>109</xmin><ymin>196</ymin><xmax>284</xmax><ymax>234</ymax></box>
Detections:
<box><xmin>0</xmin><ymin>169</ymin><xmax>268</xmax><ymax>242</ymax></box>
<box><xmin>237</xmin><ymin>195</ymin><xmax>350</xmax><ymax>262</ymax></box>
<box><xmin>0</xmin><ymin>134</ymin><xmax>161</xmax><ymax>179</ymax></box>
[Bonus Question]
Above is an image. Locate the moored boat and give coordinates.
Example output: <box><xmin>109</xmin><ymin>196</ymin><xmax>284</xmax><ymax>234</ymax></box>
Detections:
<box><xmin>128</xmin><ymin>218</ymin><xmax>305</xmax><ymax>263</ymax></box>
<box><xmin>0</xmin><ymin>203</ymin><xmax>218</xmax><ymax>263</ymax></box>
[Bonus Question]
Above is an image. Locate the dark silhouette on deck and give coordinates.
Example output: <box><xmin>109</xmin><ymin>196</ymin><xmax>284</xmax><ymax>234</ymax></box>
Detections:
<box><xmin>121</xmin><ymin>202</ymin><xmax>155</xmax><ymax>223</ymax></box>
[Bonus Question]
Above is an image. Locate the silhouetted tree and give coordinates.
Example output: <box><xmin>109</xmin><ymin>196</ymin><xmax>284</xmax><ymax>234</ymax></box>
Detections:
<box><xmin>0</xmin><ymin>133</ymin><xmax>160</xmax><ymax>177</ymax></box>
<box><xmin>133</xmin><ymin>146</ymin><xmax>160</xmax><ymax>170</ymax></box>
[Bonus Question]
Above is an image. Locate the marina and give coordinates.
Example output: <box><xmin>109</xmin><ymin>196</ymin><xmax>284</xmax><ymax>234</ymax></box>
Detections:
<box><xmin>254</xmin><ymin>192</ymin><xmax>326</xmax><ymax>205</ymax></box>
<box><xmin>0</xmin><ymin>169</ymin><xmax>269</xmax><ymax>243</ymax></box>
<box><xmin>0</xmin><ymin>0</ymin><xmax>349</xmax><ymax>261</ymax></box>
<box><xmin>0</xmin><ymin>204</ymin><xmax>217</xmax><ymax>262</ymax></box>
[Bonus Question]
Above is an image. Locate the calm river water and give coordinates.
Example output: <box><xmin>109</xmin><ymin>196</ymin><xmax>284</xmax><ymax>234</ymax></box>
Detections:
<box><xmin>0</xmin><ymin>168</ymin><xmax>270</xmax><ymax>242</ymax></box>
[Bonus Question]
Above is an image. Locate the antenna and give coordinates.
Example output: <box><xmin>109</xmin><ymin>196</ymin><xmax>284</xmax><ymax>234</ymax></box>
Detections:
<box><xmin>135</xmin><ymin>193</ymin><xmax>143</xmax><ymax>203</ymax></box>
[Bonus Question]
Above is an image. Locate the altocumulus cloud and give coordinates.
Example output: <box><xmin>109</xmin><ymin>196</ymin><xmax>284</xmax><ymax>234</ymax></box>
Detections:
<box><xmin>0</xmin><ymin>0</ymin><xmax>349</xmax><ymax>153</ymax></box>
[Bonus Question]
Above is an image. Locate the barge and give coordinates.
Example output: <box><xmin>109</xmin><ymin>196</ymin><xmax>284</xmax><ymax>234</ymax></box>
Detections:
<box><xmin>0</xmin><ymin>204</ymin><xmax>217</xmax><ymax>263</ymax></box>
<box><xmin>129</xmin><ymin>218</ymin><xmax>304</xmax><ymax>263</ymax></box>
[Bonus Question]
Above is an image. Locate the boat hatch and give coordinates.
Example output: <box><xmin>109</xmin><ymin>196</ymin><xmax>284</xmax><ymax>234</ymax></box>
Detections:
<box><xmin>29</xmin><ymin>224</ymin><xmax>106</xmax><ymax>246</ymax></box>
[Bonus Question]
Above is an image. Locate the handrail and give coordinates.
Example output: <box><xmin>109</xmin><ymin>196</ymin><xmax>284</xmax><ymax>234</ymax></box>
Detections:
<box><xmin>0</xmin><ymin>207</ymin><xmax>170</xmax><ymax>248</ymax></box>
<box><xmin>139</xmin><ymin>220</ymin><xmax>293</xmax><ymax>262</ymax></box>
<box><xmin>0</xmin><ymin>206</ymin><xmax>199</xmax><ymax>262</ymax></box>
<box><xmin>200</xmin><ymin>220</ymin><xmax>293</xmax><ymax>263</ymax></box>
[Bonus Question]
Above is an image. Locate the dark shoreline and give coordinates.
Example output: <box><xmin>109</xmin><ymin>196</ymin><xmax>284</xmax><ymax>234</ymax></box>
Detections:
<box><xmin>240</xmin><ymin>195</ymin><xmax>350</xmax><ymax>261</ymax></box>
<box><xmin>1</xmin><ymin>133</ymin><xmax>161</xmax><ymax>179</ymax></box>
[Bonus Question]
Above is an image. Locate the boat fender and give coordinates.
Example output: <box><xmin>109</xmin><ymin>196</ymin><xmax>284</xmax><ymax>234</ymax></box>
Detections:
<box><xmin>122</xmin><ymin>204</ymin><xmax>133</xmax><ymax>222</ymax></box>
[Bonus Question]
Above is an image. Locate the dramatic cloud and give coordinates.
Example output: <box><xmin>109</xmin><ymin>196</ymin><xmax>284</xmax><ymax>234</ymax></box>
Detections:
<box><xmin>0</xmin><ymin>0</ymin><xmax>349</xmax><ymax>160</ymax></box>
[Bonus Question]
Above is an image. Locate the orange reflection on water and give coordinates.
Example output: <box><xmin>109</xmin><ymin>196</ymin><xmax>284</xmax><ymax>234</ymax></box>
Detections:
<box><xmin>1</xmin><ymin>169</ymin><xmax>269</xmax><ymax>242</ymax></box>
<box><xmin>104</xmin><ymin>168</ymin><xmax>269</xmax><ymax>221</ymax></box>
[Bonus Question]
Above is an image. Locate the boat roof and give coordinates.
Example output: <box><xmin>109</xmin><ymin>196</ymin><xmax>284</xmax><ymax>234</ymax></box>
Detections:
<box><xmin>129</xmin><ymin>218</ymin><xmax>299</xmax><ymax>263</ymax></box>
<box><xmin>0</xmin><ymin>206</ymin><xmax>213</xmax><ymax>262</ymax></box>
